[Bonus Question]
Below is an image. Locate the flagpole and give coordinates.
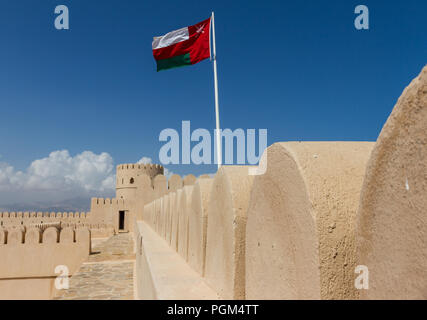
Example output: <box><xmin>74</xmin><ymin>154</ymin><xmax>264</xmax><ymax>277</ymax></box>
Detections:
<box><xmin>211</xmin><ymin>11</ymin><xmax>222</xmax><ymax>169</ymax></box>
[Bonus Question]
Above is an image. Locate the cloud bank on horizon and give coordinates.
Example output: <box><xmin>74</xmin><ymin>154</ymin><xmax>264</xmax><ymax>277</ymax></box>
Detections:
<box><xmin>0</xmin><ymin>150</ymin><xmax>197</xmax><ymax>211</ymax></box>
<box><xmin>0</xmin><ymin>150</ymin><xmax>115</xmax><ymax>193</ymax></box>
<box><xmin>0</xmin><ymin>150</ymin><xmax>167</xmax><ymax>211</ymax></box>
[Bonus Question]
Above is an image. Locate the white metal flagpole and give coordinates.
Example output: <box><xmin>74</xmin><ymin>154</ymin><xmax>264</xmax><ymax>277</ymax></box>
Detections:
<box><xmin>211</xmin><ymin>11</ymin><xmax>222</xmax><ymax>169</ymax></box>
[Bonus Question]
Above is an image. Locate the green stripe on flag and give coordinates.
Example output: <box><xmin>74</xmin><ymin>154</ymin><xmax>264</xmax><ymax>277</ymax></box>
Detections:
<box><xmin>156</xmin><ymin>53</ymin><xmax>191</xmax><ymax>72</ymax></box>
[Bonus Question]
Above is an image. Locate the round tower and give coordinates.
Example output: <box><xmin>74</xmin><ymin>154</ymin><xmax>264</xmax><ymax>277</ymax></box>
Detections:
<box><xmin>116</xmin><ymin>163</ymin><xmax>164</xmax><ymax>200</ymax></box>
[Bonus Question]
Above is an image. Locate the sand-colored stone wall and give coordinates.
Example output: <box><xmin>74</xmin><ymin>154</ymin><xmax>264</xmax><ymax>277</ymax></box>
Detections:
<box><xmin>134</xmin><ymin>221</ymin><xmax>219</xmax><ymax>300</ymax></box>
<box><xmin>204</xmin><ymin>166</ymin><xmax>255</xmax><ymax>300</ymax></box>
<box><xmin>140</xmin><ymin>168</ymin><xmax>257</xmax><ymax>299</ymax></box>
<box><xmin>116</xmin><ymin>163</ymin><xmax>163</xmax><ymax>199</ymax></box>
<box><xmin>90</xmin><ymin>197</ymin><xmax>132</xmax><ymax>232</ymax></box>
<box><xmin>137</xmin><ymin>145</ymin><xmax>374</xmax><ymax>300</ymax></box>
<box><xmin>177</xmin><ymin>186</ymin><xmax>193</xmax><ymax>261</ymax></box>
<box><xmin>356</xmin><ymin>66</ymin><xmax>427</xmax><ymax>300</ymax></box>
<box><xmin>0</xmin><ymin>226</ymin><xmax>91</xmax><ymax>299</ymax></box>
<box><xmin>188</xmin><ymin>179</ymin><xmax>212</xmax><ymax>276</ymax></box>
<box><xmin>2</xmin><ymin>66</ymin><xmax>425</xmax><ymax>300</ymax></box>
<box><xmin>0</xmin><ymin>211</ymin><xmax>90</xmax><ymax>228</ymax></box>
<box><xmin>0</xmin><ymin>211</ymin><xmax>113</xmax><ymax>239</ymax></box>
<box><xmin>99</xmin><ymin>163</ymin><xmax>197</xmax><ymax>236</ymax></box>
<box><xmin>246</xmin><ymin>142</ymin><xmax>374</xmax><ymax>300</ymax></box>
<box><xmin>134</xmin><ymin>66</ymin><xmax>426</xmax><ymax>300</ymax></box>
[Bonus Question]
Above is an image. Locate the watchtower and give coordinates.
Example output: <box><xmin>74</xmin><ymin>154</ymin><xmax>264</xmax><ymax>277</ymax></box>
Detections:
<box><xmin>115</xmin><ymin>163</ymin><xmax>164</xmax><ymax>200</ymax></box>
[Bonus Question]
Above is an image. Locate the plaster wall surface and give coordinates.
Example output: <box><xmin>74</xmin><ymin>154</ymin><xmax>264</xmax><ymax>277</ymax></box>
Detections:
<box><xmin>0</xmin><ymin>212</ymin><xmax>90</xmax><ymax>228</ymax></box>
<box><xmin>188</xmin><ymin>179</ymin><xmax>213</xmax><ymax>276</ymax></box>
<box><xmin>204</xmin><ymin>166</ymin><xmax>255</xmax><ymax>300</ymax></box>
<box><xmin>177</xmin><ymin>186</ymin><xmax>194</xmax><ymax>261</ymax></box>
<box><xmin>116</xmin><ymin>163</ymin><xmax>163</xmax><ymax>199</ymax></box>
<box><xmin>135</xmin><ymin>221</ymin><xmax>219</xmax><ymax>300</ymax></box>
<box><xmin>245</xmin><ymin>141</ymin><xmax>374</xmax><ymax>300</ymax></box>
<box><xmin>356</xmin><ymin>66</ymin><xmax>427</xmax><ymax>300</ymax></box>
<box><xmin>0</xmin><ymin>227</ymin><xmax>91</xmax><ymax>299</ymax></box>
<box><xmin>167</xmin><ymin>193</ymin><xmax>176</xmax><ymax>246</ymax></box>
<box><xmin>171</xmin><ymin>190</ymin><xmax>182</xmax><ymax>252</ymax></box>
<box><xmin>183</xmin><ymin>174</ymin><xmax>197</xmax><ymax>186</ymax></box>
<box><xmin>168</xmin><ymin>175</ymin><xmax>183</xmax><ymax>193</ymax></box>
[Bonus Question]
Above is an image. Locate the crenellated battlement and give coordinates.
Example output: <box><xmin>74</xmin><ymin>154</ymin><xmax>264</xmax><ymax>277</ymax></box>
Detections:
<box><xmin>90</xmin><ymin>197</ymin><xmax>128</xmax><ymax>207</ymax></box>
<box><xmin>0</xmin><ymin>211</ymin><xmax>89</xmax><ymax>218</ymax></box>
<box><xmin>0</xmin><ymin>226</ymin><xmax>90</xmax><ymax>246</ymax></box>
<box><xmin>115</xmin><ymin>163</ymin><xmax>164</xmax><ymax>197</ymax></box>
<box><xmin>0</xmin><ymin>211</ymin><xmax>91</xmax><ymax>229</ymax></box>
<box><xmin>144</xmin><ymin>173</ymin><xmax>205</xmax><ymax>201</ymax></box>
<box><xmin>116</xmin><ymin>163</ymin><xmax>164</xmax><ymax>171</ymax></box>
<box><xmin>0</xmin><ymin>226</ymin><xmax>91</xmax><ymax>296</ymax></box>
<box><xmin>115</xmin><ymin>163</ymin><xmax>164</xmax><ymax>181</ymax></box>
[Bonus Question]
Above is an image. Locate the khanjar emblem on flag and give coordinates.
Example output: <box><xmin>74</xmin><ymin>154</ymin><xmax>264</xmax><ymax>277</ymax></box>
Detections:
<box><xmin>152</xmin><ymin>17</ymin><xmax>211</xmax><ymax>72</ymax></box>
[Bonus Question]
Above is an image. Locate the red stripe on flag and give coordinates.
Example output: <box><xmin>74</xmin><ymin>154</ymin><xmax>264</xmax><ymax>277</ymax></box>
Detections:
<box><xmin>188</xmin><ymin>17</ymin><xmax>211</xmax><ymax>64</ymax></box>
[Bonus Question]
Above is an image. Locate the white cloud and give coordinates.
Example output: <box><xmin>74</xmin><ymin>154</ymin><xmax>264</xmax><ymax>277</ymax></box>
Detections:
<box><xmin>137</xmin><ymin>157</ymin><xmax>153</xmax><ymax>165</ymax></box>
<box><xmin>0</xmin><ymin>151</ymin><xmax>175</xmax><ymax>210</ymax></box>
<box><xmin>0</xmin><ymin>150</ymin><xmax>115</xmax><ymax>193</ymax></box>
<box><xmin>0</xmin><ymin>150</ymin><xmax>115</xmax><ymax>209</ymax></box>
<box><xmin>136</xmin><ymin>156</ymin><xmax>173</xmax><ymax>179</ymax></box>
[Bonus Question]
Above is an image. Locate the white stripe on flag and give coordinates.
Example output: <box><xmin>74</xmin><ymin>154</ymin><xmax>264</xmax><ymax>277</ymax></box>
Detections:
<box><xmin>152</xmin><ymin>27</ymin><xmax>189</xmax><ymax>50</ymax></box>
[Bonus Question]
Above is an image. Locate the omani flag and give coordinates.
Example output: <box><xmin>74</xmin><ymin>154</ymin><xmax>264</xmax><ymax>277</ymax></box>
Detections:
<box><xmin>152</xmin><ymin>17</ymin><xmax>211</xmax><ymax>72</ymax></box>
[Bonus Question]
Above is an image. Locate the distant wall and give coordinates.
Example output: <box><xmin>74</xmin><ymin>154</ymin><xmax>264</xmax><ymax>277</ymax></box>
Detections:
<box><xmin>0</xmin><ymin>211</ymin><xmax>114</xmax><ymax>239</ymax></box>
<box><xmin>116</xmin><ymin>163</ymin><xmax>163</xmax><ymax>200</ymax></box>
<box><xmin>90</xmin><ymin>197</ymin><xmax>130</xmax><ymax>232</ymax></box>
<box><xmin>0</xmin><ymin>211</ymin><xmax>90</xmax><ymax>228</ymax></box>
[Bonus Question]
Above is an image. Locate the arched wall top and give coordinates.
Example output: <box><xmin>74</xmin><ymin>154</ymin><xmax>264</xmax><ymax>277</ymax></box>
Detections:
<box><xmin>245</xmin><ymin>141</ymin><xmax>374</xmax><ymax>300</ymax></box>
<box><xmin>356</xmin><ymin>65</ymin><xmax>427</xmax><ymax>299</ymax></box>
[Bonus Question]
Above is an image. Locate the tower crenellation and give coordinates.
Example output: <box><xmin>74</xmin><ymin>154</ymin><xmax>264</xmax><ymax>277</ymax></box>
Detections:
<box><xmin>116</xmin><ymin>163</ymin><xmax>164</xmax><ymax>200</ymax></box>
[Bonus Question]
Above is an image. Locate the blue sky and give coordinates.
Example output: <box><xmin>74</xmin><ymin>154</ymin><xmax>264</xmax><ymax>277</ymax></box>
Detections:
<box><xmin>0</xmin><ymin>0</ymin><xmax>426</xmax><ymax>209</ymax></box>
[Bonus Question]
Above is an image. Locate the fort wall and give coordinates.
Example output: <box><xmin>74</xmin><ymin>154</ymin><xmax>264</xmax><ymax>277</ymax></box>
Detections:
<box><xmin>0</xmin><ymin>210</ymin><xmax>113</xmax><ymax>239</ymax></box>
<box><xmin>2</xmin><ymin>66</ymin><xmax>425</xmax><ymax>300</ymax></box>
<box><xmin>246</xmin><ymin>142</ymin><xmax>374</xmax><ymax>300</ymax></box>
<box><xmin>0</xmin><ymin>211</ymin><xmax>90</xmax><ymax>228</ymax></box>
<box><xmin>356</xmin><ymin>65</ymin><xmax>427</xmax><ymax>299</ymax></box>
<box><xmin>116</xmin><ymin>163</ymin><xmax>163</xmax><ymax>200</ymax></box>
<box><xmin>136</xmin><ymin>147</ymin><xmax>374</xmax><ymax>300</ymax></box>
<box><xmin>188</xmin><ymin>179</ymin><xmax>212</xmax><ymax>276</ymax></box>
<box><xmin>133</xmin><ymin>66</ymin><xmax>426</xmax><ymax>301</ymax></box>
<box><xmin>205</xmin><ymin>166</ymin><xmax>255</xmax><ymax>300</ymax></box>
<box><xmin>0</xmin><ymin>226</ymin><xmax>91</xmax><ymax>299</ymax></box>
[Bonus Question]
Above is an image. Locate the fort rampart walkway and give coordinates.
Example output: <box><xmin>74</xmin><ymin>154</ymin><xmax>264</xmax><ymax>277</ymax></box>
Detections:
<box><xmin>54</xmin><ymin>233</ymin><xmax>135</xmax><ymax>300</ymax></box>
